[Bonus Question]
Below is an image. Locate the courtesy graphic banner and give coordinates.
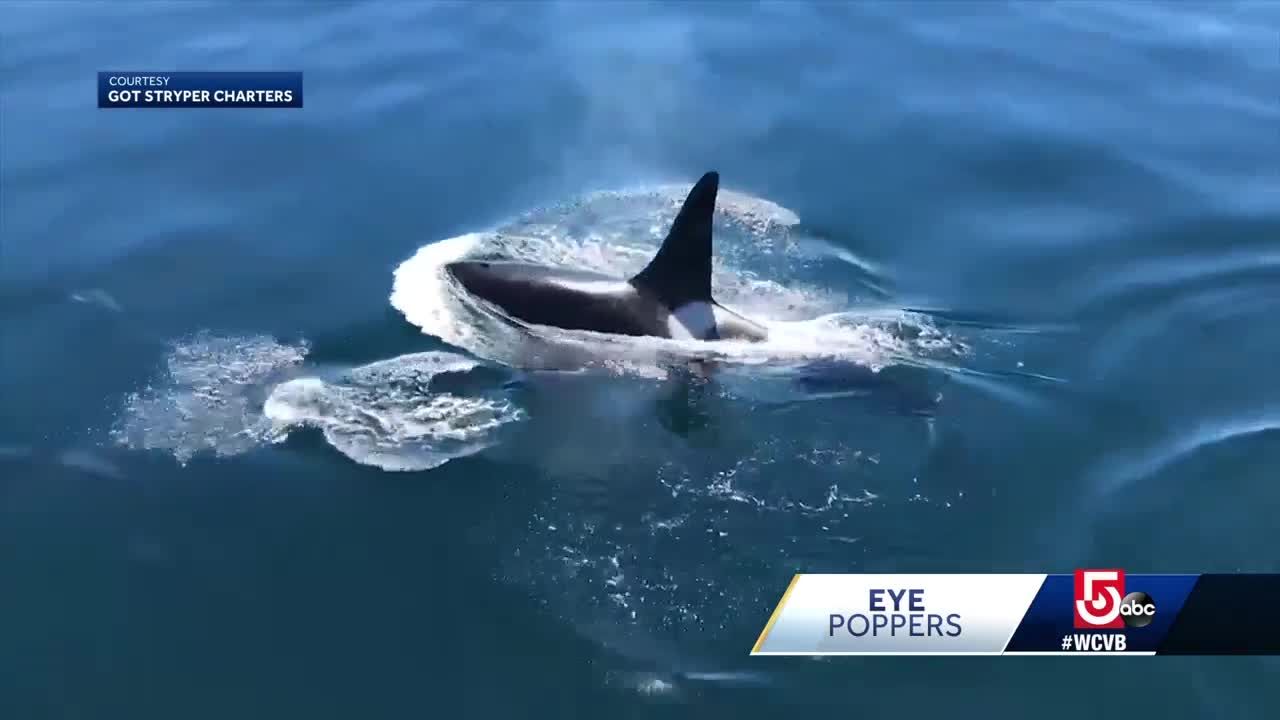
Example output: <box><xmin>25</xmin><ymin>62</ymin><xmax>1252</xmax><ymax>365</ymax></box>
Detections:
<box><xmin>98</xmin><ymin>72</ymin><xmax>303</xmax><ymax>108</ymax></box>
<box><xmin>751</xmin><ymin>572</ymin><xmax>1280</xmax><ymax>655</ymax></box>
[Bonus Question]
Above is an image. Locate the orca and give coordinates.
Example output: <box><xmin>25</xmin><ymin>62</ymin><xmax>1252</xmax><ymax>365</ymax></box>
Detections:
<box><xmin>445</xmin><ymin>171</ymin><xmax>768</xmax><ymax>342</ymax></box>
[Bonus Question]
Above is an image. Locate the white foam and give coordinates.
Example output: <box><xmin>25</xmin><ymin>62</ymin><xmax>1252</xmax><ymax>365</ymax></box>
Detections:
<box><xmin>263</xmin><ymin>352</ymin><xmax>523</xmax><ymax>472</ymax></box>
<box><xmin>111</xmin><ymin>333</ymin><xmax>310</xmax><ymax>464</ymax></box>
<box><xmin>390</xmin><ymin>184</ymin><xmax>963</xmax><ymax>377</ymax></box>
<box><xmin>390</xmin><ymin>233</ymin><xmax>486</xmax><ymax>348</ymax></box>
<box><xmin>113</xmin><ymin>335</ymin><xmax>519</xmax><ymax>471</ymax></box>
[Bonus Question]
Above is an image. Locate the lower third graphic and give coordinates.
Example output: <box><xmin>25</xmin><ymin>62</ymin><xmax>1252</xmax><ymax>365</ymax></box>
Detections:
<box><xmin>754</xmin><ymin>573</ymin><xmax>1280</xmax><ymax>655</ymax></box>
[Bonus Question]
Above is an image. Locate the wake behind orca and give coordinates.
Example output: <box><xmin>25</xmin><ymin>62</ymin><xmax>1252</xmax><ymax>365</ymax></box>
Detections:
<box><xmin>445</xmin><ymin>172</ymin><xmax>769</xmax><ymax>343</ymax></box>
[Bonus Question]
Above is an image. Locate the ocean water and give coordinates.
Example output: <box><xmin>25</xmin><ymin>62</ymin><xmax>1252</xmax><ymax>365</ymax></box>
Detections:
<box><xmin>2</xmin><ymin>1</ymin><xmax>1278</xmax><ymax>717</ymax></box>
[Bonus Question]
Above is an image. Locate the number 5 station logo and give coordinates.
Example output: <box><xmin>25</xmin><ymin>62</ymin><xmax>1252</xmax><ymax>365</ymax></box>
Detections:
<box><xmin>1073</xmin><ymin>569</ymin><xmax>1157</xmax><ymax>630</ymax></box>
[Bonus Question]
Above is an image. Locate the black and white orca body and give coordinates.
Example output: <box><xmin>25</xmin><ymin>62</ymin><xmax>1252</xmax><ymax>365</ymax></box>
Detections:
<box><xmin>445</xmin><ymin>171</ymin><xmax>768</xmax><ymax>342</ymax></box>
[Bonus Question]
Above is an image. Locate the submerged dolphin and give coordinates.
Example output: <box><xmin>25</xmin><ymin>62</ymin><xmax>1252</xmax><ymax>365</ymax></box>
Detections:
<box><xmin>445</xmin><ymin>171</ymin><xmax>768</xmax><ymax>342</ymax></box>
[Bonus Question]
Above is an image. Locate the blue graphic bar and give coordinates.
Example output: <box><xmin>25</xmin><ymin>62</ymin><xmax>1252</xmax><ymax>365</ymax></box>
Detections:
<box><xmin>98</xmin><ymin>71</ymin><xmax>303</xmax><ymax>108</ymax></box>
<box><xmin>1004</xmin><ymin>574</ymin><xmax>1198</xmax><ymax>653</ymax></box>
<box><xmin>1004</xmin><ymin>573</ymin><xmax>1280</xmax><ymax>655</ymax></box>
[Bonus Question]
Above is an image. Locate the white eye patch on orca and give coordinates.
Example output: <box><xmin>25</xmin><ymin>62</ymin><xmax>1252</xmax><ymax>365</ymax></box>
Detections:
<box><xmin>667</xmin><ymin>301</ymin><xmax>718</xmax><ymax>340</ymax></box>
<box><xmin>547</xmin><ymin>278</ymin><xmax>634</xmax><ymax>295</ymax></box>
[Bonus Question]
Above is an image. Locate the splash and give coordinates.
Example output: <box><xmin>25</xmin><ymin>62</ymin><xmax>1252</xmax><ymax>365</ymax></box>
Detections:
<box><xmin>113</xmin><ymin>334</ymin><xmax>520</xmax><ymax>471</ymax></box>
<box><xmin>264</xmin><ymin>352</ymin><xmax>523</xmax><ymax>472</ymax></box>
<box><xmin>111</xmin><ymin>332</ymin><xmax>309</xmax><ymax>464</ymax></box>
<box><xmin>391</xmin><ymin>183</ymin><xmax>963</xmax><ymax>377</ymax></box>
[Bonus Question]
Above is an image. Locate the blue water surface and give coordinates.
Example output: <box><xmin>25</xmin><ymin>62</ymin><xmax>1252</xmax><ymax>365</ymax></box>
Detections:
<box><xmin>2</xmin><ymin>1</ymin><xmax>1279</xmax><ymax>717</ymax></box>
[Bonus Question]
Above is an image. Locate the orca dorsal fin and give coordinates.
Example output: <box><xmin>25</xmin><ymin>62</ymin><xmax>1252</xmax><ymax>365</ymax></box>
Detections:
<box><xmin>629</xmin><ymin>171</ymin><xmax>718</xmax><ymax>305</ymax></box>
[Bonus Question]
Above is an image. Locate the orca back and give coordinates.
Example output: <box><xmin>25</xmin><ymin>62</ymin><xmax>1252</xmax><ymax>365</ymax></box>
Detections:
<box><xmin>446</xmin><ymin>170</ymin><xmax>769</xmax><ymax>344</ymax></box>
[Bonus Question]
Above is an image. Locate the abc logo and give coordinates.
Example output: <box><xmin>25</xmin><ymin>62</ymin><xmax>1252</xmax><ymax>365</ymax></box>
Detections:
<box><xmin>1119</xmin><ymin>591</ymin><xmax>1156</xmax><ymax>628</ymax></box>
